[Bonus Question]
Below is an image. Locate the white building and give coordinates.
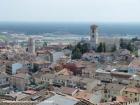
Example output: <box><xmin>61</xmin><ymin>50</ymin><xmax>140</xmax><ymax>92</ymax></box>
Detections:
<box><xmin>52</xmin><ymin>51</ymin><xmax>65</xmax><ymax>63</ymax></box>
<box><xmin>36</xmin><ymin>50</ymin><xmax>65</xmax><ymax>63</ymax></box>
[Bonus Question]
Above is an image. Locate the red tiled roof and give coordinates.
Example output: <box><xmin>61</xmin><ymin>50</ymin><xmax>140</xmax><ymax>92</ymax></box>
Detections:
<box><xmin>74</xmin><ymin>91</ymin><xmax>92</xmax><ymax>100</ymax></box>
<box><xmin>117</xmin><ymin>96</ymin><xmax>132</xmax><ymax>102</ymax></box>
<box><xmin>23</xmin><ymin>90</ymin><xmax>37</xmax><ymax>95</ymax></box>
<box><xmin>61</xmin><ymin>87</ymin><xmax>78</xmax><ymax>96</ymax></box>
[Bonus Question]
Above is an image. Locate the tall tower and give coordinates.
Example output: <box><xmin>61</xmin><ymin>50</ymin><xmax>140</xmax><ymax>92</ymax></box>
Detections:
<box><xmin>27</xmin><ymin>37</ymin><xmax>35</xmax><ymax>54</ymax></box>
<box><xmin>90</xmin><ymin>25</ymin><xmax>99</xmax><ymax>49</ymax></box>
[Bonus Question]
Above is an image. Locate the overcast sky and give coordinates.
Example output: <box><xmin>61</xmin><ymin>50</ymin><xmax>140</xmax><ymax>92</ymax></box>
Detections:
<box><xmin>0</xmin><ymin>0</ymin><xmax>140</xmax><ymax>22</ymax></box>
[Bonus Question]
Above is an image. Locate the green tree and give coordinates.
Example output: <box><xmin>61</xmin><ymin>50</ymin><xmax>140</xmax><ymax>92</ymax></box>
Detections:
<box><xmin>43</xmin><ymin>41</ymin><xmax>48</xmax><ymax>47</ymax></box>
<box><xmin>77</xmin><ymin>43</ymin><xmax>82</xmax><ymax>50</ymax></box>
<box><xmin>81</xmin><ymin>43</ymin><xmax>90</xmax><ymax>54</ymax></box>
<box><xmin>111</xmin><ymin>44</ymin><xmax>117</xmax><ymax>52</ymax></box>
<box><xmin>127</xmin><ymin>42</ymin><xmax>135</xmax><ymax>52</ymax></box>
<box><xmin>97</xmin><ymin>42</ymin><xmax>103</xmax><ymax>52</ymax></box>
<box><xmin>120</xmin><ymin>38</ymin><xmax>129</xmax><ymax>49</ymax></box>
<box><xmin>71</xmin><ymin>48</ymin><xmax>82</xmax><ymax>59</ymax></box>
<box><xmin>71</xmin><ymin>42</ymin><xmax>90</xmax><ymax>59</ymax></box>
<box><xmin>132</xmin><ymin>37</ymin><xmax>139</xmax><ymax>42</ymax></box>
<box><xmin>120</xmin><ymin>38</ymin><xmax>124</xmax><ymax>48</ymax></box>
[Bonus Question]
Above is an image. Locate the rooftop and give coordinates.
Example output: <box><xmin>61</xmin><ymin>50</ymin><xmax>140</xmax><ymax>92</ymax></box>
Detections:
<box><xmin>0</xmin><ymin>72</ymin><xmax>9</xmax><ymax>78</ymax></box>
<box><xmin>106</xmin><ymin>83</ymin><xmax>125</xmax><ymax>92</ymax></box>
<box><xmin>56</xmin><ymin>68</ymin><xmax>73</xmax><ymax>76</ymax></box>
<box><xmin>37</xmin><ymin>94</ymin><xmax>79</xmax><ymax>105</ymax></box>
<box><xmin>123</xmin><ymin>87</ymin><xmax>140</xmax><ymax>93</ymax></box>
<box><xmin>129</xmin><ymin>58</ymin><xmax>140</xmax><ymax>69</ymax></box>
<box><xmin>13</xmin><ymin>73</ymin><xmax>30</xmax><ymax>79</ymax></box>
<box><xmin>74</xmin><ymin>90</ymin><xmax>92</xmax><ymax>101</ymax></box>
<box><xmin>33</xmin><ymin>61</ymin><xmax>50</xmax><ymax>65</ymax></box>
<box><xmin>61</xmin><ymin>87</ymin><xmax>78</xmax><ymax>96</ymax></box>
<box><xmin>111</xmin><ymin>72</ymin><xmax>132</xmax><ymax>79</ymax></box>
<box><xmin>116</xmin><ymin>96</ymin><xmax>132</xmax><ymax>103</ymax></box>
<box><xmin>7</xmin><ymin>92</ymin><xmax>29</xmax><ymax>101</ymax></box>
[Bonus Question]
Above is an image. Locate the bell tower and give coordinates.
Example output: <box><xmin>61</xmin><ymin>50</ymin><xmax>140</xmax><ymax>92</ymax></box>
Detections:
<box><xmin>90</xmin><ymin>25</ymin><xmax>99</xmax><ymax>49</ymax></box>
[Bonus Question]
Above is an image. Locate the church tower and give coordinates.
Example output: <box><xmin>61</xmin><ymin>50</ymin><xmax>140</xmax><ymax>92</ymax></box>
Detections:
<box><xmin>27</xmin><ymin>37</ymin><xmax>35</xmax><ymax>54</ymax></box>
<box><xmin>90</xmin><ymin>25</ymin><xmax>99</xmax><ymax>49</ymax></box>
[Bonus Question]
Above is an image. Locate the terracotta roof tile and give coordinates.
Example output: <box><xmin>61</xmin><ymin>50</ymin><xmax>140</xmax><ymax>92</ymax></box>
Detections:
<box><xmin>117</xmin><ymin>96</ymin><xmax>132</xmax><ymax>102</ymax></box>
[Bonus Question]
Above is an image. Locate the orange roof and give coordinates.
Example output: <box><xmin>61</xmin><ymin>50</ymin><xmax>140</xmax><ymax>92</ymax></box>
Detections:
<box><xmin>33</xmin><ymin>61</ymin><xmax>49</xmax><ymax>64</ymax></box>
<box><xmin>74</xmin><ymin>91</ymin><xmax>92</xmax><ymax>101</ymax></box>
<box><xmin>117</xmin><ymin>96</ymin><xmax>132</xmax><ymax>102</ymax></box>
<box><xmin>36</xmin><ymin>50</ymin><xmax>51</xmax><ymax>54</ymax></box>
<box><xmin>23</xmin><ymin>90</ymin><xmax>37</xmax><ymax>95</ymax></box>
<box><xmin>56</xmin><ymin>68</ymin><xmax>72</xmax><ymax>76</ymax></box>
<box><xmin>124</xmin><ymin>87</ymin><xmax>140</xmax><ymax>93</ymax></box>
<box><xmin>61</xmin><ymin>87</ymin><xmax>78</xmax><ymax>96</ymax></box>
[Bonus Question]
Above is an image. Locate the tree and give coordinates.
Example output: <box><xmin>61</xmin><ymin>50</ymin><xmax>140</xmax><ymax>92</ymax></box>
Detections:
<box><xmin>120</xmin><ymin>38</ymin><xmax>124</xmax><ymax>49</ymax></box>
<box><xmin>120</xmin><ymin>38</ymin><xmax>129</xmax><ymax>49</ymax></box>
<box><xmin>97</xmin><ymin>42</ymin><xmax>103</xmax><ymax>52</ymax></box>
<box><xmin>102</xmin><ymin>42</ymin><xmax>106</xmax><ymax>52</ymax></box>
<box><xmin>71</xmin><ymin>48</ymin><xmax>82</xmax><ymax>59</ymax></box>
<box><xmin>77</xmin><ymin>43</ymin><xmax>82</xmax><ymax>50</ymax></box>
<box><xmin>111</xmin><ymin>44</ymin><xmax>117</xmax><ymax>52</ymax></box>
<box><xmin>132</xmin><ymin>37</ymin><xmax>139</xmax><ymax>42</ymax></box>
<box><xmin>127</xmin><ymin>42</ymin><xmax>135</xmax><ymax>52</ymax></box>
<box><xmin>65</xmin><ymin>44</ymin><xmax>73</xmax><ymax>50</ymax></box>
<box><xmin>81</xmin><ymin>43</ymin><xmax>90</xmax><ymax>54</ymax></box>
<box><xmin>43</xmin><ymin>42</ymin><xmax>48</xmax><ymax>47</ymax></box>
<box><xmin>71</xmin><ymin>42</ymin><xmax>90</xmax><ymax>59</ymax></box>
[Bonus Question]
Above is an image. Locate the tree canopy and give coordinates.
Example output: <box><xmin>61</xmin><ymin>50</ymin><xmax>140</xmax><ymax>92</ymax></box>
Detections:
<box><xmin>96</xmin><ymin>42</ymin><xmax>106</xmax><ymax>52</ymax></box>
<box><xmin>71</xmin><ymin>42</ymin><xmax>90</xmax><ymax>59</ymax></box>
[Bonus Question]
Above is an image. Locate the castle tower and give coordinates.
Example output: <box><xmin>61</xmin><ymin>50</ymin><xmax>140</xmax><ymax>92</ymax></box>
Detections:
<box><xmin>90</xmin><ymin>25</ymin><xmax>99</xmax><ymax>49</ymax></box>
